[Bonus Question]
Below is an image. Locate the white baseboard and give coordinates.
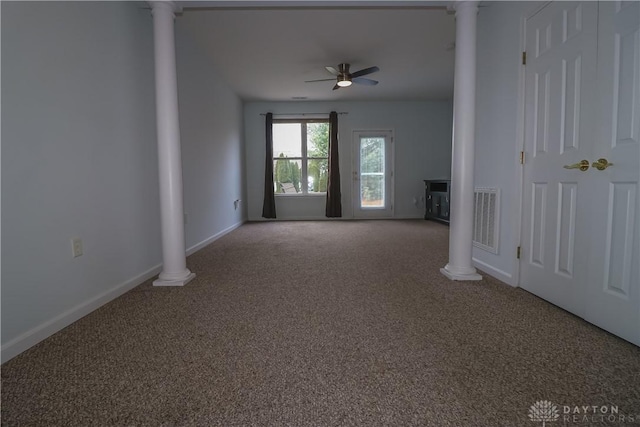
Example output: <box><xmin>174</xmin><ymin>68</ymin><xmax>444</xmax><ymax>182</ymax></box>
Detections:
<box><xmin>250</xmin><ymin>216</ymin><xmax>424</xmax><ymax>221</ymax></box>
<box><xmin>186</xmin><ymin>220</ymin><xmax>245</xmax><ymax>256</ymax></box>
<box><xmin>251</xmin><ymin>216</ymin><xmax>346</xmax><ymax>221</ymax></box>
<box><xmin>472</xmin><ymin>257</ymin><xmax>516</xmax><ymax>287</ymax></box>
<box><xmin>1</xmin><ymin>263</ymin><xmax>162</xmax><ymax>364</ymax></box>
<box><xmin>1</xmin><ymin>221</ymin><xmax>247</xmax><ymax>364</ymax></box>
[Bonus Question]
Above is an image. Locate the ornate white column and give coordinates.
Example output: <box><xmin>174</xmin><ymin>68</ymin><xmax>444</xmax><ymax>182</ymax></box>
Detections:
<box><xmin>150</xmin><ymin>1</ymin><xmax>195</xmax><ymax>286</ymax></box>
<box><xmin>441</xmin><ymin>1</ymin><xmax>482</xmax><ymax>281</ymax></box>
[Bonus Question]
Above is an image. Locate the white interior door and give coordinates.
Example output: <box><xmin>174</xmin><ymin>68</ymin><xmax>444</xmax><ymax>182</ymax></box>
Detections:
<box><xmin>352</xmin><ymin>131</ymin><xmax>394</xmax><ymax>218</ymax></box>
<box><xmin>520</xmin><ymin>1</ymin><xmax>598</xmax><ymax>317</ymax></box>
<box><xmin>521</xmin><ymin>1</ymin><xmax>640</xmax><ymax>346</ymax></box>
<box><xmin>584</xmin><ymin>1</ymin><xmax>640</xmax><ymax>345</ymax></box>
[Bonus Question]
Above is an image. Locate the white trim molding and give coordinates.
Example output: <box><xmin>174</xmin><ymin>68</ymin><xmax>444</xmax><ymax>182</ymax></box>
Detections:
<box><xmin>186</xmin><ymin>221</ymin><xmax>246</xmax><ymax>256</ymax></box>
<box><xmin>1</xmin><ymin>264</ymin><xmax>162</xmax><ymax>364</ymax></box>
<box><xmin>473</xmin><ymin>257</ymin><xmax>516</xmax><ymax>287</ymax></box>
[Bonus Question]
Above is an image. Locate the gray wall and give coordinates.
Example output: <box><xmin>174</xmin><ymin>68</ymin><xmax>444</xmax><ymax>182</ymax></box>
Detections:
<box><xmin>473</xmin><ymin>1</ymin><xmax>543</xmax><ymax>285</ymax></box>
<box><xmin>1</xmin><ymin>1</ymin><xmax>245</xmax><ymax>362</ymax></box>
<box><xmin>244</xmin><ymin>101</ymin><xmax>453</xmax><ymax>220</ymax></box>
<box><xmin>176</xmin><ymin>22</ymin><xmax>246</xmax><ymax>252</ymax></box>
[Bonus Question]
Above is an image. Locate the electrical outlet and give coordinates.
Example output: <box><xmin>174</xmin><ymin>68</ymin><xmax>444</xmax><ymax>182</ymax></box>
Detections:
<box><xmin>71</xmin><ymin>238</ymin><xmax>83</xmax><ymax>258</ymax></box>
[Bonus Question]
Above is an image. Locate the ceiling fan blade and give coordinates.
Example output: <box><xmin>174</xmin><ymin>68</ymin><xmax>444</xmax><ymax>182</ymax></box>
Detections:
<box><xmin>305</xmin><ymin>78</ymin><xmax>338</xmax><ymax>83</ymax></box>
<box><xmin>332</xmin><ymin>84</ymin><xmax>341</xmax><ymax>91</ymax></box>
<box><xmin>352</xmin><ymin>77</ymin><xmax>378</xmax><ymax>86</ymax></box>
<box><xmin>350</xmin><ymin>66</ymin><xmax>380</xmax><ymax>78</ymax></box>
<box><xmin>325</xmin><ymin>66</ymin><xmax>340</xmax><ymax>76</ymax></box>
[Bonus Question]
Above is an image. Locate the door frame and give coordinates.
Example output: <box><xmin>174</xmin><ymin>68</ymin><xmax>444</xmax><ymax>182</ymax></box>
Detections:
<box><xmin>352</xmin><ymin>129</ymin><xmax>395</xmax><ymax>219</ymax></box>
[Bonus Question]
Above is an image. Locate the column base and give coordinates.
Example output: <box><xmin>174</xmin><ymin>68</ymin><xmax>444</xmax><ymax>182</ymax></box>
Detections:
<box><xmin>440</xmin><ymin>265</ymin><xmax>482</xmax><ymax>281</ymax></box>
<box><xmin>153</xmin><ymin>272</ymin><xmax>196</xmax><ymax>287</ymax></box>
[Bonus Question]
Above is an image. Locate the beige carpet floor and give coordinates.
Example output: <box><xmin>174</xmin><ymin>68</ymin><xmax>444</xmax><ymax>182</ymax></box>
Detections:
<box><xmin>2</xmin><ymin>220</ymin><xmax>639</xmax><ymax>426</ymax></box>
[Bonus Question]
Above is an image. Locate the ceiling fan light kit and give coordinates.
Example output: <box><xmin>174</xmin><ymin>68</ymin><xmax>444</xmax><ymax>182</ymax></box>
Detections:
<box><xmin>305</xmin><ymin>63</ymin><xmax>379</xmax><ymax>90</ymax></box>
<box><xmin>337</xmin><ymin>75</ymin><xmax>352</xmax><ymax>87</ymax></box>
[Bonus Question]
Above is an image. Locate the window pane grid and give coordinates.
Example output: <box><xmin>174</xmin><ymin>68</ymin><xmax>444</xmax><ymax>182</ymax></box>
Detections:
<box><xmin>272</xmin><ymin>119</ymin><xmax>329</xmax><ymax>195</ymax></box>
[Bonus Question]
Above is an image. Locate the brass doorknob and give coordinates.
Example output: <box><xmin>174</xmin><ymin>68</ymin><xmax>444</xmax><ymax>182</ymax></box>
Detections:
<box><xmin>563</xmin><ymin>160</ymin><xmax>590</xmax><ymax>171</ymax></box>
<box><xmin>592</xmin><ymin>158</ymin><xmax>613</xmax><ymax>171</ymax></box>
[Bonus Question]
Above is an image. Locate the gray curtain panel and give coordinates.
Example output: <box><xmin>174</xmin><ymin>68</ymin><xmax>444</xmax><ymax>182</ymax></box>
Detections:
<box><xmin>262</xmin><ymin>112</ymin><xmax>277</xmax><ymax>218</ymax></box>
<box><xmin>325</xmin><ymin>111</ymin><xmax>342</xmax><ymax>217</ymax></box>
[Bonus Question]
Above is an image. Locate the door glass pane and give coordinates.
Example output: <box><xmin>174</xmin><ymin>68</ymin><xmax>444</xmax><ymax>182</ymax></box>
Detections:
<box><xmin>360</xmin><ymin>137</ymin><xmax>385</xmax><ymax>208</ymax></box>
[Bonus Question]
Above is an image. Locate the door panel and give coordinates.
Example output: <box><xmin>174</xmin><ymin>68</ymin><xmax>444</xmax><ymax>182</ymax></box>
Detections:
<box><xmin>555</xmin><ymin>182</ymin><xmax>577</xmax><ymax>278</ymax></box>
<box><xmin>529</xmin><ymin>182</ymin><xmax>548</xmax><ymax>267</ymax></box>
<box><xmin>603</xmin><ymin>183</ymin><xmax>636</xmax><ymax>296</ymax></box>
<box><xmin>584</xmin><ymin>0</ymin><xmax>639</xmax><ymax>345</ymax></box>
<box><xmin>520</xmin><ymin>1</ymin><xmax>598</xmax><ymax>318</ymax></box>
<box><xmin>560</xmin><ymin>55</ymin><xmax>582</xmax><ymax>153</ymax></box>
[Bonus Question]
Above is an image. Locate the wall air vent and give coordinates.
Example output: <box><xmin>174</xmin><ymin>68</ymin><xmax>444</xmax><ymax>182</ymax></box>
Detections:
<box><xmin>473</xmin><ymin>187</ymin><xmax>500</xmax><ymax>254</ymax></box>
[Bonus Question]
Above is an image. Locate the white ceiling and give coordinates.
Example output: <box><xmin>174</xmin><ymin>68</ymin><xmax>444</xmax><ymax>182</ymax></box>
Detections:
<box><xmin>178</xmin><ymin>2</ymin><xmax>456</xmax><ymax>102</ymax></box>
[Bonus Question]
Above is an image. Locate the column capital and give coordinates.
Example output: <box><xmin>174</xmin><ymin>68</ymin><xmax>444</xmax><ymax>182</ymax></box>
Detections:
<box><xmin>447</xmin><ymin>1</ymin><xmax>479</xmax><ymax>15</ymax></box>
<box><xmin>148</xmin><ymin>1</ymin><xmax>183</xmax><ymax>15</ymax></box>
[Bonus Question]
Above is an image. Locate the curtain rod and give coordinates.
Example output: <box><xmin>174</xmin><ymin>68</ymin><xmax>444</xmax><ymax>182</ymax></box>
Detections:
<box><xmin>259</xmin><ymin>112</ymin><xmax>348</xmax><ymax>116</ymax></box>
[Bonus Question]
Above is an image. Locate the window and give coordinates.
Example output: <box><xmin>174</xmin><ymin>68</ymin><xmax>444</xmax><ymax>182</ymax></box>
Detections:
<box><xmin>272</xmin><ymin>119</ymin><xmax>329</xmax><ymax>194</ymax></box>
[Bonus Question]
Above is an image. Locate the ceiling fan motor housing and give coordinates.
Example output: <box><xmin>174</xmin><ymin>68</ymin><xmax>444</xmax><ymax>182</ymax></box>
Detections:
<box><xmin>336</xmin><ymin>63</ymin><xmax>353</xmax><ymax>87</ymax></box>
<box><xmin>338</xmin><ymin>63</ymin><xmax>351</xmax><ymax>76</ymax></box>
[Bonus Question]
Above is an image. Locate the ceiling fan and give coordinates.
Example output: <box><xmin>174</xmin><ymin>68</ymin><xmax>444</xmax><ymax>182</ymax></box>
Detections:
<box><xmin>305</xmin><ymin>63</ymin><xmax>380</xmax><ymax>90</ymax></box>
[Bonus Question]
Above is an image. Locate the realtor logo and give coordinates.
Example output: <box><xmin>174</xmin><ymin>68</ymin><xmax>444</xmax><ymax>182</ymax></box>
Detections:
<box><xmin>529</xmin><ymin>400</ymin><xmax>560</xmax><ymax>426</ymax></box>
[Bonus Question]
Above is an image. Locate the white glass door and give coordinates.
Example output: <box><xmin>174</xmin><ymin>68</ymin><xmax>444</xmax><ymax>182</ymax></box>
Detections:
<box><xmin>352</xmin><ymin>131</ymin><xmax>393</xmax><ymax>218</ymax></box>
